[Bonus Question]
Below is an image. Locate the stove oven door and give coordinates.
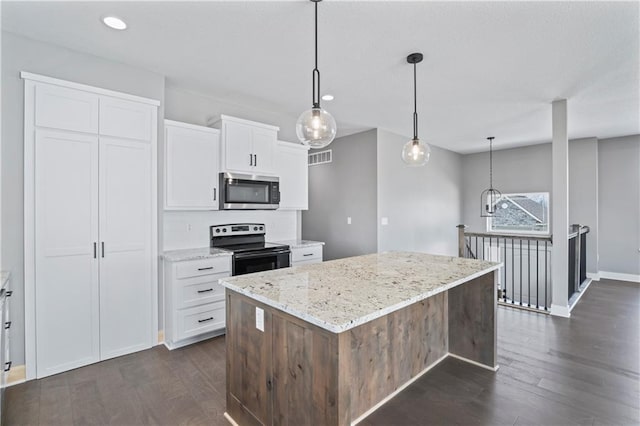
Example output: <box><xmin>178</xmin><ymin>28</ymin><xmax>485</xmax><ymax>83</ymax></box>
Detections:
<box><xmin>233</xmin><ymin>250</ymin><xmax>290</xmax><ymax>276</ymax></box>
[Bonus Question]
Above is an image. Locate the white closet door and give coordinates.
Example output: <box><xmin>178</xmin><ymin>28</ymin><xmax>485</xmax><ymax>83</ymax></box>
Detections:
<box><xmin>35</xmin><ymin>129</ymin><xmax>99</xmax><ymax>378</ymax></box>
<box><xmin>98</xmin><ymin>137</ymin><xmax>152</xmax><ymax>359</ymax></box>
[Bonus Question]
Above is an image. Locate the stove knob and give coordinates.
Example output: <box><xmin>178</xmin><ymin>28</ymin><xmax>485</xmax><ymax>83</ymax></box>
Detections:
<box><xmin>222</xmin><ymin>228</ymin><xmax>227</xmax><ymax>233</ymax></box>
<box><xmin>215</xmin><ymin>229</ymin><xmax>220</xmax><ymax>233</ymax></box>
<box><xmin>253</xmin><ymin>226</ymin><xmax>258</xmax><ymax>231</ymax></box>
<box><xmin>259</xmin><ymin>226</ymin><xmax>264</xmax><ymax>231</ymax></box>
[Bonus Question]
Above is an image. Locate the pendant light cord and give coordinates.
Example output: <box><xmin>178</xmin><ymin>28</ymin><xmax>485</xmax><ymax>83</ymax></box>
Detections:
<box><xmin>312</xmin><ymin>1</ymin><xmax>321</xmax><ymax>108</ymax></box>
<box><xmin>413</xmin><ymin>63</ymin><xmax>418</xmax><ymax>140</ymax></box>
<box><xmin>488</xmin><ymin>137</ymin><xmax>494</xmax><ymax>189</ymax></box>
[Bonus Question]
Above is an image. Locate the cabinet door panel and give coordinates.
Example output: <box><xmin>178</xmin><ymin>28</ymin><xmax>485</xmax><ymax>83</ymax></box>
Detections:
<box><xmin>165</xmin><ymin>125</ymin><xmax>219</xmax><ymax>209</ymax></box>
<box><xmin>251</xmin><ymin>128</ymin><xmax>276</xmax><ymax>174</ymax></box>
<box><xmin>35</xmin><ymin>84</ymin><xmax>98</xmax><ymax>133</ymax></box>
<box><xmin>276</xmin><ymin>143</ymin><xmax>309</xmax><ymax>210</ymax></box>
<box><xmin>35</xmin><ymin>130</ymin><xmax>100</xmax><ymax>378</ymax></box>
<box><xmin>99</xmin><ymin>137</ymin><xmax>152</xmax><ymax>360</ymax></box>
<box><xmin>223</xmin><ymin>121</ymin><xmax>253</xmax><ymax>172</ymax></box>
<box><xmin>99</xmin><ymin>97</ymin><xmax>153</xmax><ymax>141</ymax></box>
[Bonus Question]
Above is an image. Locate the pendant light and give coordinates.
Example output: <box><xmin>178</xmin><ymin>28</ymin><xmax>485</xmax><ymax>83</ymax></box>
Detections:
<box><xmin>401</xmin><ymin>53</ymin><xmax>431</xmax><ymax>166</ymax></box>
<box><xmin>480</xmin><ymin>137</ymin><xmax>502</xmax><ymax>217</ymax></box>
<box><xmin>296</xmin><ymin>0</ymin><xmax>337</xmax><ymax>149</ymax></box>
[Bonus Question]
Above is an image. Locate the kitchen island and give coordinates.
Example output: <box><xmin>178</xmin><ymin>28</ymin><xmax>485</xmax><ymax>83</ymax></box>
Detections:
<box><xmin>220</xmin><ymin>252</ymin><xmax>500</xmax><ymax>426</ymax></box>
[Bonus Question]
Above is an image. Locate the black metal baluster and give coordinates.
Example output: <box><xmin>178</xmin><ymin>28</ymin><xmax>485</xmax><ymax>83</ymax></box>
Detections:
<box><xmin>519</xmin><ymin>239</ymin><xmax>523</xmax><ymax>306</ymax></box>
<box><xmin>482</xmin><ymin>237</ymin><xmax>485</xmax><ymax>260</ymax></box>
<box><xmin>504</xmin><ymin>237</ymin><xmax>507</xmax><ymax>302</ymax></box>
<box><xmin>536</xmin><ymin>240</ymin><xmax>539</xmax><ymax>309</ymax></box>
<box><xmin>544</xmin><ymin>240</ymin><xmax>548</xmax><ymax>310</ymax></box>
<box><xmin>528</xmin><ymin>239</ymin><xmax>531</xmax><ymax>307</ymax></box>
<box><xmin>476</xmin><ymin>237</ymin><xmax>479</xmax><ymax>261</ymax></box>
<box><xmin>511</xmin><ymin>238</ymin><xmax>515</xmax><ymax>305</ymax></box>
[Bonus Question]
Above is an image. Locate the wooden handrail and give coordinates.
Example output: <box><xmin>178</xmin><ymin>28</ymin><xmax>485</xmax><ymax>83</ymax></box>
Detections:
<box><xmin>462</xmin><ymin>231</ymin><xmax>553</xmax><ymax>243</ymax></box>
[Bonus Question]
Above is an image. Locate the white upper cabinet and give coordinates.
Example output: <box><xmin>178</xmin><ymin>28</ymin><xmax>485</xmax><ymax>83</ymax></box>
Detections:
<box><xmin>276</xmin><ymin>141</ymin><xmax>310</xmax><ymax>210</ymax></box>
<box><xmin>165</xmin><ymin>120</ymin><xmax>220</xmax><ymax>210</ymax></box>
<box><xmin>35</xmin><ymin>84</ymin><xmax>99</xmax><ymax>133</ymax></box>
<box><xmin>212</xmin><ymin>115</ymin><xmax>279</xmax><ymax>175</ymax></box>
<box><xmin>99</xmin><ymin>97</ymin><xmax>154</xmax><ymax>141</ymax></box>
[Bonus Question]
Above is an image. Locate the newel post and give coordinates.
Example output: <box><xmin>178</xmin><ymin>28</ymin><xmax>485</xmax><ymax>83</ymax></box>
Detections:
<box><xmin>457</xmin><ymin>224</ymin><xmax>467</xmax><ymax>258</ymax></box>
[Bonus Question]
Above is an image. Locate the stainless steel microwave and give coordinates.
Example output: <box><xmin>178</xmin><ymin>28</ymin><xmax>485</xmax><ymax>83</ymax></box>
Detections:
<box><xmin>219</xmin><ymin>173</ymin><xmax>280</xmax><ymax>210</ymax></box>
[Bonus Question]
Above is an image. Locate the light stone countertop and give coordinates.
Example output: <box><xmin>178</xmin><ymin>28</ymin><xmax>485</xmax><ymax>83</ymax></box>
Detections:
<box><xmin>220</xmin><ymin>251</ymin><xmax>500</xmax><ymax>333</ymax></box>
<box><xmin>273</xmin><ymin>240</ymin><xmax>325</xmax><ymax>249</ymax></box>
<box><xmin>162</xmin><ymin>247</ymin><xmax>232</xmax><ymax>262</ymax></box>
<box><xmin>0</xmin><ymin>271</ymin><xmax>10</xmax><ymax>292</ymax></box>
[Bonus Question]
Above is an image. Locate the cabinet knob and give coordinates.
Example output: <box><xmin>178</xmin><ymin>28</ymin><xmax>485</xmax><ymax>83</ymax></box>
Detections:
<box><xmin>4</xmin><ymin>321</ymin><xmax>10</xmax><ymax>330</ymax></box>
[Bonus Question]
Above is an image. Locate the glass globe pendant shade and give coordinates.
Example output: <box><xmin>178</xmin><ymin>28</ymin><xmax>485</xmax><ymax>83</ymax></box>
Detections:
<box><xmin>296</xmin><ymin>107</ymin><xmax>337</xmax><ymax>149</ymax></box>
<box><xmin>401</xmin><ymin>138</ymin><xmax>431</xmax><ymax>166</ymax></box>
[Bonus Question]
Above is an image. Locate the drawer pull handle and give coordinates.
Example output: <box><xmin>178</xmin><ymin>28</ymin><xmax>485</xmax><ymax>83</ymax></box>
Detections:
<box><xmin>4</xmin><ymin>361</ymin><xmax>11</xmax><ymax>372</ymax></box>
<box><xmin>197</xmin><ymin>288</ymin><xmax>214</xmax><ymax>294</ymax></box>
<box><xmin>198</xmin><ymin>317</ymin><xmax>214</xmax><ymax>323</ymax></box>
<box><xmin>4</xmin><ymin>321</ymin><xmax>10</xmax><ymax>330</ymax></box>
<box><xmin>303</xmin><ymin>253</ymin><xmax>314</xmax><ymax>257</ymax></box>
<box><xmin>197</xmin><ymin>267</ymin><xmax>214</xmax><ymax>271</ymax></box>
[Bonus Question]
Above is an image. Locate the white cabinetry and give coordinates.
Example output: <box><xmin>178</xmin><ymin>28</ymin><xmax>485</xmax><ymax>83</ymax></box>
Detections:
<box><xmin>276</xmin><ymin>141</ymin><xmax>310</xmax><ymax>210</ymax></box>
<box><xmin>164</xmin><ymin>120</ymin><xmax>220</xmax><ymax>210</ymax></box>
<box><xmin>23</xmin><ymin>73</ymin><xmax>159</xmax><ymax>379</ymax></box>
<box><xmin>164</xmin><ymin>256</ymin><xmax>231</xmax><ymax>349</ymax></box>
<box><xmin>212</xmin><ymin>115</ymin><xmax>279</xmax><ymax>175</ymax></box>
<box><xmin>291</xmin><ymin>245</ymin><xmax>323</xmax><ymax>266</ymax></box>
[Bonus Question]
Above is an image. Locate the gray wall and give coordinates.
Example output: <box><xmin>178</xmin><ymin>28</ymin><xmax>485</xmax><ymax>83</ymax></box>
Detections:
<box><xmin>568</xmin><ymin>138</ymin><xmax>599</xmax><ymax>274</ymax></box>
<box><xmin>377</xmin><ymin>129</ymin><xmax>463</xmax><ymax>256</ymax></box>
<box><xmin>598</xmin><ymin>135</ymin><xmax>640</xmax><ymax>276</ymax></box>
<box><xmin>1</xmin><ymin>32</ymin><xmax>166</xmax><ymax>365</ymax></box>
<box><xmin>461</xmin><ymin>143</ymin><xmax>552</xmax><ymax>233</ymax></box>
<box><xmin>302</xmin><ymin>130</ymin><xmax>378</xmax><ymax>260</ymax></box>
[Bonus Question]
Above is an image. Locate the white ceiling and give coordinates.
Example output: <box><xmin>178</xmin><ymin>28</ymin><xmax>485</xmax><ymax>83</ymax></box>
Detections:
<box><xmin>2</xmin><ymin>1</ymin><xmax>638</xmax><ymax>153</ymax></box>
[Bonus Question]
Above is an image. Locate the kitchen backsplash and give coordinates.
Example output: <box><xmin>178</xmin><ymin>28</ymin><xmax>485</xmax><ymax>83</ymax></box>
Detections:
<box><xmin>163</xmin><ymin>210</ymin><xmax>298</xmax><ymax>250</ymax></box>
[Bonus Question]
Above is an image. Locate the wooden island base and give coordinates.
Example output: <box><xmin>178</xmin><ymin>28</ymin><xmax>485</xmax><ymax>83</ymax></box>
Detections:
<box><xmin>224</xmin><ymin>271</ymin><xmax>497</xmax><ymax>426</ymax></box>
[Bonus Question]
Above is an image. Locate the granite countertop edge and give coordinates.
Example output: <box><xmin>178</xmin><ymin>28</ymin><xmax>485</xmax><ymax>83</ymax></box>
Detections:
<box><xmin>162</xmin><ymin>247</ymin><xmax>232</xmax><ymax>262</ymax></box>
<box><xmin>220</xmin><ymin>262</ymin><xmax>501</xmax><ymax>334</ymax></box>
<box><xmin>274</xmin><ymin>240</ymin><xmax>325</xmax><ymax>249</ymax></box>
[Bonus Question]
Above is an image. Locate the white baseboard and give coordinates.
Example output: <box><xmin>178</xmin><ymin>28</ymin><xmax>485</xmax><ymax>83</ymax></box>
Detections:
<box><xmin>223</xmin><ymin>412</ymin><xmax>240</xmax><ymax>426</ymax></box>
<box><xmin>586</xmin><ymin>272</ymin><xmax>600</xmax><ymax>281</ymax></box>
<box><xmin>550</xmin><ymin>303</ymin><xmax>571</xmax><ymax>318</ymax></box>
<box><xmin>569</xmin><ymin>278</ymin><xmax>593</xmax><ymax>312</ymax></box>
<box><xmin>6</xmin><ymin>364</ymin><xmax>26</xmax><ymax>386</ymax></box>
<box><xmin>447</xmin><ymin>353</ymin><xmax>499</xmax><ymax>372</ymax></box>
<box><xmin>598</xmin><ymin>271</ymin><xmax>640</xmax><ymax>283</ymax></box>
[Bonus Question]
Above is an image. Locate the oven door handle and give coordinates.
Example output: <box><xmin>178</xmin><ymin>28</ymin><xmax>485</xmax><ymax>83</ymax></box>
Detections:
<box><xmin>234</xmin><ymin>250</ymin><xmax>291</xmax><ymax>260</ymax></box>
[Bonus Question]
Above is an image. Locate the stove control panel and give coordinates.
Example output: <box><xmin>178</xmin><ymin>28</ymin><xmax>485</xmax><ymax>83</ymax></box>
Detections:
<box><xmin>211</xmin><ymin>223</ymin><xmax>265</xmax><ymax>237</ymax></box>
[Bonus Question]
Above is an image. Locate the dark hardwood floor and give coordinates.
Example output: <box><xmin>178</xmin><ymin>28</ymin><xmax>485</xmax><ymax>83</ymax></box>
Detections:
<box><xmin>6</xmin><ymin>279</ymin><xmax>639</xmax><ymax>425</ymax></box>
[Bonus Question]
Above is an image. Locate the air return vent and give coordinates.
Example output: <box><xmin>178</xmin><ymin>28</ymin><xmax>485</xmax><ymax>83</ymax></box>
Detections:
<box><xmin>308</xmin><ymin>149</ymin><xmax>332</xmax><ymax>166</ymax></box>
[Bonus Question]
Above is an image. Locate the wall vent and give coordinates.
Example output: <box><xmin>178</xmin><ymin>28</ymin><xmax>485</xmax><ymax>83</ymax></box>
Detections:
<box><xmin>308</xmin><ymin>149</ymin><xmax>332</xmax><ymax>166</ymax></box>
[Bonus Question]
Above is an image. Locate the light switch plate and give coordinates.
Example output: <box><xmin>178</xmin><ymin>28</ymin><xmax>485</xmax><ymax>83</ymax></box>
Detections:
<box><xmin>347</xmin><ymin>217</ymin><xmax>352</xmax><ymax>225</ymax></box>
<box><xmin>381</xmin><ymin>217</ymin><xmax>389</xmax><ymax>225</ymax></box>
<box><xmin>256</xmin><ymin>307</ymin><xmax>264</xmax><ymax>332</ymax></box>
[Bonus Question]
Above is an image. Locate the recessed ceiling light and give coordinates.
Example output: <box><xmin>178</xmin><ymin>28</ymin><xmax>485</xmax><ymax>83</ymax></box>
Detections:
<box><xmin>321</xmin><ymin>94</ymin><xmax>334</xmax><ymax>101</ymax></box>
<box><xmin>103</xmin><ymin>16</ymin><xmax>127</xmax><ymax>30</ymax></box>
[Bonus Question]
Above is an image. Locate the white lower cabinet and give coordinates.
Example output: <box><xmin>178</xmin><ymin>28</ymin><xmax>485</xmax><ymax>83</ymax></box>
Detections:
<box><xmin>164</xmin><ymin>256</ymin><xmax>231</xmax><ymax>349</ymax></box>
<box><xmin>291</xmin><ymin>245</ymin><xmax>323</xmax><ymax>266</ymax></box>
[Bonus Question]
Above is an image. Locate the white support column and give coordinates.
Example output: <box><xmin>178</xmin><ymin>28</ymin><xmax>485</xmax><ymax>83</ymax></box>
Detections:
<box><xmin>551</xmin><ymin>99</ymin><xmax>570</xmax><ymax>317</ymax></box>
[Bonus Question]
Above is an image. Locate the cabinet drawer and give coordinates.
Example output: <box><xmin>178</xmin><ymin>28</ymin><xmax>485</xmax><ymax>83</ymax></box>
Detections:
<box><xmin>177</xmin><ymin>302</ymin><xmax>225</xmax><ymax>340</ymax></box>
<box><xmin>175</xmin><ymin>257</ymin><xmax>230</xmax><ymax>279</ymax></box>
<box><xmin>178</xmin><ymin>280</ymin><xmax>225</xmax><ymax>309</ymax></box>
<box><xmin>291</xmin><ymin>246</ymin><xmax>323</xmax><ymax>263</ymax></box>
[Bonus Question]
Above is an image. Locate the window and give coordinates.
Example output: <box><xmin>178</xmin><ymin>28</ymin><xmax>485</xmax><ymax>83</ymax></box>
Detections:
<box><xmin>487</xmin><ymin>192</ymin><xmax>549</xmax><ymax>235</ymax></box>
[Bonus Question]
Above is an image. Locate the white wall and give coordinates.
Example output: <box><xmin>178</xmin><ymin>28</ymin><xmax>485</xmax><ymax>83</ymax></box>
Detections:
<box><xmin>164</xmin><ymin>85</ymin><xmax>299</xmax><ymax>142</ymax></box>
<box><xmin>377</xmin><ymin>129</ymin><xmax>463</xmax><ymax>256</ymax></box>
<box><xmin>461</xmin><ymin>143</ymin><xmax>552</xmax><ymax>233</ymax></box>
<box><xmin>569</xmin><ymin>138</ymin><xmax>599</xmax><ymax>274</ymax></box>
<box><xmin>164</xmin><ymin>210</ymin><xmax>298</xmax><ymax>250</ymax></box>
<box><xmin>598</xmin><ymin>135</ymin><xmax>640</xmax><ymax>277</ymax></box>
<box><xmin>1</xmin><ymin>31</ymin><xmax>166</xmax><ymax>365</ymax></box>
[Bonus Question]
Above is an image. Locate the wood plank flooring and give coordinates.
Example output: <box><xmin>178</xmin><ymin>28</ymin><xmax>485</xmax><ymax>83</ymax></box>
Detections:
<box><xmin>6</xmin><ymin>279</ymin><xmax>639</xmax><ymax>425</ymax></box>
